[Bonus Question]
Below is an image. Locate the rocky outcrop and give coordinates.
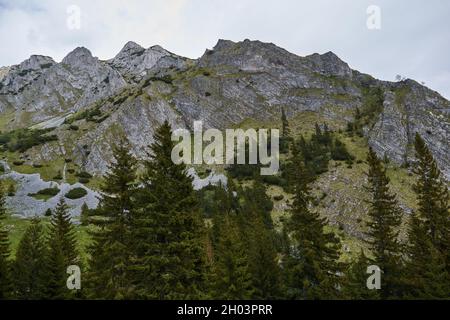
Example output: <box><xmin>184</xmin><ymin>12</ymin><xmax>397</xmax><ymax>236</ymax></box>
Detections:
<box><xmin>0</xmin><ymin>39</ymin><xmax>449</xmax><ymax>181</ymax></box>
<box><xmin>108</xmin><ymin>41</ymin><xmax>189</xmax><ymax>83</ymax></box>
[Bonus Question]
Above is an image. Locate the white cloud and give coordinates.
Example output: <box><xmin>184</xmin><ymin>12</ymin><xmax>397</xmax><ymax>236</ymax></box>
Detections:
<box><xmin>0</xmin><ymin>0</ymin><xmax>449</xmax><ymax>98</ymax></box>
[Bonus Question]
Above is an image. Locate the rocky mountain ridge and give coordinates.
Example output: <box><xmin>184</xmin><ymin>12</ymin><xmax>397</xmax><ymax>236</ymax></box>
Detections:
<box><xmin>0</xmin><ymin>39</ymin><xmax>449</xmax><ymax>181</ymax></box>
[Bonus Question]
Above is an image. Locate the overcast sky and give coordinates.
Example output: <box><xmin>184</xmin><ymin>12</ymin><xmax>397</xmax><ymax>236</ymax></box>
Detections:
<box><xmin>0</xmin><ymin>0</ymin><xmax>449</xmax><ymax>98</ymax></box>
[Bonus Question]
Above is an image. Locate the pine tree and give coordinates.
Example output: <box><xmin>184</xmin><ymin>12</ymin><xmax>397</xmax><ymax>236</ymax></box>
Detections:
<box><xmin>405</xmin><ymin>133</ymin><xmax>450</xmax><ymax>298</ymax></box>
<box><xmin>86</xmin><ymin>138</ymin><xmax>137</xmax><ymax>299</ymax></box>
<box><xmin>12</xmin><ymin>217</ymin><xmax>47</xmax><ymax>299</ymax></box>
<box><xmin>281</xmin><ymin>107</ymin><xmax>290</xmax><ymax>138</ymax></box>
<box><xmin>80</xmin><ymin>203</ymin><xmax>90</xmax><ymax>226</ymax></box>
<box><xmin>132</xmin><ymin>121</ymin><xmax>207</xmax><ymax>299</ymax></box>
<box><xmin>45</xmin><ymin>198</ymin><xmax>79</xmax><ymax>299</ymax></box>
<box><xmin>210</xmin><ymin>214</ymin><xmax>254</xmax><ymax>299</ymax></box>
<box><xmin>247</xmin><ymin>216</ymin><xmax>282</xmax><ymax>299</ymax></box>
<box><xmin>0</xmin><ymin>181</ymin><xmax>12</xmax><ymax>299</ymax></box>
<box><xmin>284</xmin><ymin>147</ymin><xmax>343</xmax><ymax>299</ymax></box>
<box><xmin>365</xmin><ymin>148</ymin><xmax>404</xmax><ymax>299</ymax></box>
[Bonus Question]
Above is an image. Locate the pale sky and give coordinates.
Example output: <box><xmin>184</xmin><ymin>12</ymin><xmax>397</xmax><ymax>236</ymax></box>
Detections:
<box><xmin>0</xmin><ymin>0</ymin><xmax>449</xmax><ymax>99</ymax></box>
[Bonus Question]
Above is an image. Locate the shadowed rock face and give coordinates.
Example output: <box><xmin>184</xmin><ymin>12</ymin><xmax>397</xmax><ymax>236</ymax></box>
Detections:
<box><xmin>0</xmin><ymin>39</ymin><xmax>449</xmax><ymax>180</ymax></box>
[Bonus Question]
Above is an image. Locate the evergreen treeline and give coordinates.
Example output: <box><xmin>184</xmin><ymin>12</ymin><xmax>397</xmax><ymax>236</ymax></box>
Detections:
<box><xmin>0</xmin><ymin>117</ymin><xmax>448</xmax><ymax>300</ymax></box>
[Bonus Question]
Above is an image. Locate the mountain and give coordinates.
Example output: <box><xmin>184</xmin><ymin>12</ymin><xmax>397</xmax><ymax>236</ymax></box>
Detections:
<box><xmin>0</xmin><ymin>39</ymin><xmax>449</xmax><ymax>225</ymax></box>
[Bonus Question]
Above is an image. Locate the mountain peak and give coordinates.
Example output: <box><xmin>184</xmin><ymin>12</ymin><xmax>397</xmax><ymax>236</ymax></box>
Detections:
<box><xmin>62</xmin><ymin>47</ymin><xmax>94</xmax><ymax>65</ymax></box>
<box><xmin>305</xmin><ymin>51</ymin><xmax>352</xmax><ymax>77</ymax></box>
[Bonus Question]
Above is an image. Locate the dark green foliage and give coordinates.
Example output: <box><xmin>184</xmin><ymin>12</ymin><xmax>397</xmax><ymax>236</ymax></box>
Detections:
<box><xmin>347</xmin><ymin>86</ymin><xmax>384</xmax><ymax>136</ymax></box>
<box><xmin>342</xmin><ymin>250</ymin><xmax>379</xmax><ymax>299</ymax></box>
<box><xmin>31</xmin><ymin>187</ymin><xmax>60</xmax><ymax>197</ymax></box>
<box><xmin>80</xmin><ymin>203</ymin><xmax>90</xmax><ymax>226</ymax></box>
<box><xmin>404</xmin><ymin>134</ymin><xmax>450</xmax><ymax>299</ymax></box>
<box><xmin>132</xmin><ymin>121</ymin><xmax>207</xmax><ymax>299</ymax></box>
<box><xmin>210</xmin><ymin>213</ymin><xmax>254</xmax><ymax>299</ymax></box>
<box><xmin>241</xmin><ymin>181</ymin><xmax>282</xmax><ymax>299</ymax></box>
<box><xmin>44</xmin><ymin>208</ymin><xmax>52</xmax><ymax>217</ymax></box>
<box><xmin>365</xmin><ymin>148</ymin><xmax>404</xmax><ymax>299</ymax></box>
<box><xmin>65</xmin><ymin>188</ymin><xmax>87</xmax><ymax>200</ymax></box>
<box><xmin>45</xmin><ymin>198</ymin><xmax>79</xmax><ymax>299</ymax></box>
<box><xmin>284</xmin><ymin>147</ymin><xmax>343</xmax><ymax>299</ymax></box>
<box><xmin>12</xmin><ymin>218</ymin><xmax>48</xmax><ymax>299</ymax></box>
<box><xmin>86</xmin><ymin>138</ymin><xmax>137</xmax><ymax>299</ymax></box>
<box><xmin>0</xmin><ymin>128</ymin><xmax>58</xmax><ymax>152</ymax></box>
<box><xmin>0</xmin><ymin>182</ymin><xmax>12</xmax><ymax>299</ymax></box>
<box><xmin>75</xmin><ymin>171</ymin><xmax>93</xmax><ymax>179</ymax></box>
<box><xmin>143</xmin><ymin>75</ymin><xmax>174</xmax><ymax>87</ymax></box>
<box><xmin>64</xmin><ymin>107</ymin><xmax>103</xmax><ymax>124</ymax></box>
<box><xmin>283</xmin><ymin>124</ymin><xmax>353</xmax><ymax>189</ymax></box>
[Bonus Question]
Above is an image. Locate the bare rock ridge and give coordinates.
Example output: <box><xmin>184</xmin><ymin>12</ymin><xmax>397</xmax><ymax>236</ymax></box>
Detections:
<box><xmin>0</xmin><ymin>39</ymin><xmax>449</xmax><ymax>180</ymax></box>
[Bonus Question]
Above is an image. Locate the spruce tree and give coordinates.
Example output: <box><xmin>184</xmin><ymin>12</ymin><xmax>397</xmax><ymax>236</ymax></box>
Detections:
<box><xmin>86</xmin><ymin>138</ymin><xmax>137</xmax><ymax>299</ymax></box>
<box><xmin>210</xmin><ymin>214</ymin><xmax>254</xmax><ymax>299</ymax></box>
<box><xmin>281</xmin><ymin>107</ymin><xmax>290</xmax><ymax>138</ymax></box>
<box><xmin>132</xmin><ymin>121</ymin><xmax>207</xmax><ymax>299</ymax></box>
<box><xmin>405</xmin><ymin>133</ymin><xmax>450</xmax><ymax>298</ymax></box>
<box><xmin>80</xmin><ymin>203</ymin><xmax>90</xmax><ymax>226</ymax></box>
<box><xmin>13</xmin><ymin>217</ymin><xmax>47</xmax><ymax>299</ymax></box>
<box><xmin>365</xmin><ymin>148</ymin><xmax>404</xmax><ymax>299</ymax></box>
<box><xmin>412</xmin><ymin>133</ymin><xmax>449</xmax><ymax>264</ymax></box>
<box><xmin>284</xmin><ymin>146</ymin><xmax>342</xmax><ymax>299</ymax></box>
<box><xmin>45</xmin><ymin>198</ymin><xmax>79</xmax><ymax>299</ymax></box>
<box><xmin>0</xmin><ymin>181</ymin><xmax>12</xmax><ymax>299</ymax></box>
<box><xmin>241</xmin><ymin>179</ymin><xmax>281</xmax><ymax>299</ymax></box>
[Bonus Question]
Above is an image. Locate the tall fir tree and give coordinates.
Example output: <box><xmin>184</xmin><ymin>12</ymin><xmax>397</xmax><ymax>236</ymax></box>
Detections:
<box><xmin>284</xmin><ymin>144</ymin><xmax>343</xmax><ymax>299</ymax></box>
<box><xmin>365</xmin><ymin>148</ymin><xmax>404</xmax><ymax>299</ymax></box>
<box><xmin>412</xmin><ymin>133</ymin><xmax>449</xmax><ymax>264</ymax></box>
<box><xmin>12</xmin><ymin>217</ymin><xmax>48</xmax><ymax>299</ymax></box>
<box><xmin>210</xmin><ymin>213</ymin><xmax>254</xmax><ymax>299</ymax></box>
<box><xmin>45</xmin><ymin>197</ymin><xmax>79</xmax><ymax>299</ymax></box>
<box><xmin>132</xmin><ymin>121</ymin><xmax>207</xmax><ymax>299</ymax></box>
<box><xmin>241</xmin><ymin>179</ymin><xmax>281</xmax><ymax>299</ymax></box>
<box><xmin>405</xmin><ymin>133</ymin><xmax>450</xmax><ymax>298</ymax></box>
<box><xmin>0</xmin><ymin>181</ymin><xmax>12</xmax><ymax>299</ymax></box>
<box><xmin>86</xmin><ymin>138</ymin><xmax>137</xmax><ymax>299</ymax></box>
<box><xmin>281</xmin><ymin>107</ymin><xmax>290</xmax><ymax>138</ymax></box>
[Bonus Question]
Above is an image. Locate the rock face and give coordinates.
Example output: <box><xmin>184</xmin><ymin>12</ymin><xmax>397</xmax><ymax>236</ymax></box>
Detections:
<box><xmin>0</xmin><ymin>39</ymin><xmax>449</xmax><ymax>180</ymax></box>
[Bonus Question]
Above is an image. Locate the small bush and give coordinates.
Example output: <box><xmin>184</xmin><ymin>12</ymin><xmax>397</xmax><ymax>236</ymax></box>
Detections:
<box><xmin>76</xmin><ymin>171</ymin><xmax>93</xmax><ymax>179</ymax></box>
<box><xmin>273</xmin><ymin>195</ymin><xmax>284</xmax><ymax>201</ymax></box>
<box><xmin>69</xmin><ymin>125</ymin><xmax>79</xmax><ymax>131</ymax></box>
<box><xmin>35</xmin><ymin>187</ymin><xmax>60</xmax><ymax>196</ymax></box>
<box><xmin>13</xmin><ymin>160</ymin><xmax>25</xmax><ymax>166</ymax></box>
<box><xmin>65</xmin><ymin>187</ymin><xmax>88</xmax><ymax>200</ymax></box>
<box><xmin>78</xmin><ymin>177</ymin><xmax>90</xmax><ymax>184</ymax></box>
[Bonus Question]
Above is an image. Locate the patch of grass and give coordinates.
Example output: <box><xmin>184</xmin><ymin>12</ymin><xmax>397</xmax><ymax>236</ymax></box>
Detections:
<box><xmin>0</xmin><ymin>128</ymin><xmax>58</xmax><ymax>152</ymax></box>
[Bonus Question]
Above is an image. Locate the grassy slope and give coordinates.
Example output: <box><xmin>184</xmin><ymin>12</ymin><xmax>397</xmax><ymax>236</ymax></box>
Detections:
<box><xmin>2</xmin><ymin>109</ymin><xmax>418</xmax><ymax>263</ymax></box>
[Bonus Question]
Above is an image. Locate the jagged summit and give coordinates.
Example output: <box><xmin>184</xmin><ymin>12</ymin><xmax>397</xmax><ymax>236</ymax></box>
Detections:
<box><xmin>0</xmin><ymin>39</ymin><xmax>448</xmax><ymax>180</ymax></box>
<box><xmin>305</xmin><ymin>51</ymin><xmax>353</xmax><ymax>77</ymax></box>
<box><xmin>62</xmin><ymin>46</ymin><xmax>94</xmax><ymax>65</ymax></box>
